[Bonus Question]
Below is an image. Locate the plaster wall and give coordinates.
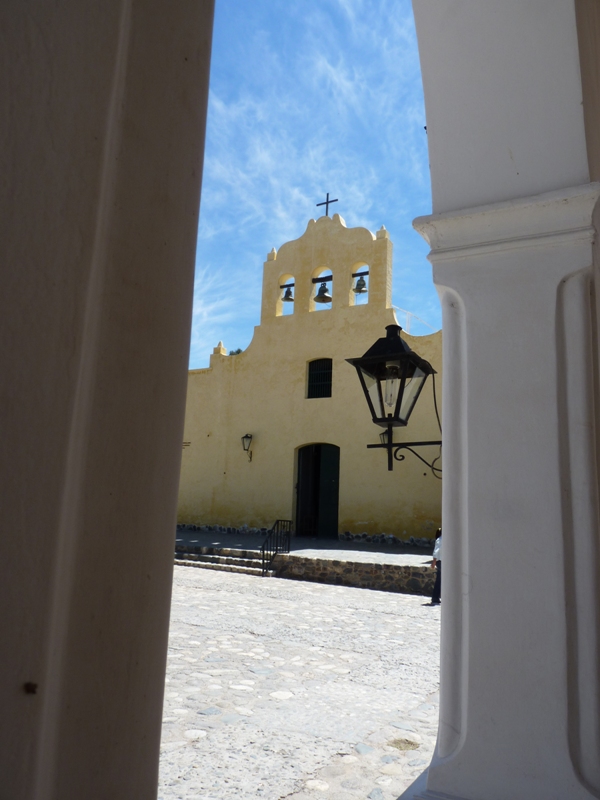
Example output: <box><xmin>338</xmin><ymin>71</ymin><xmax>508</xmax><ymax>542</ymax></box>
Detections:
<box><xmin>405</xmin><ymin>1</ymin><xmax>600</xmax><ymax>799</ymax></box>
<box><xmin>0</xmin><ymin>2</ymin><xmax>214</xmax><ymax>797</ymax></box>
<box><xmin>178</xmin><ymin>216</ymin><xmax>442</xmax><ymax>540</ymax></box>
<box><xmin>413</xmin><ymin>185</ymin><xmax>600</xmax><ymax>800</ymax></box>
<box><xmin>413</xmin><ymin>0</ymin><xmax>590</xmax><ymax>213</ymax></box>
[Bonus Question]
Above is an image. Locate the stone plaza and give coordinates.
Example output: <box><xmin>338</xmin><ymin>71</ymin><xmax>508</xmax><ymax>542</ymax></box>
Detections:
<box><xmin>159</xmin><ymin>566</ymin><xmax>441</xmax><ymax>799</ymax></box>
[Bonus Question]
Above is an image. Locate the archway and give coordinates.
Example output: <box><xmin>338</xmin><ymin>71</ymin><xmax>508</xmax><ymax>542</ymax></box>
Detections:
<box><xmin>296</xmin><ymin>443</ymin><xmax>340</xmax><ymax>539</ymax></box>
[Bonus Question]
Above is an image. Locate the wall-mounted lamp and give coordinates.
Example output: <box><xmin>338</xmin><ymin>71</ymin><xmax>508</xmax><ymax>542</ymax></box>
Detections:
<box><xmin>241</xmin><ymin>433</ymin><xmax>253</xmax><ymax>462</ymax></box>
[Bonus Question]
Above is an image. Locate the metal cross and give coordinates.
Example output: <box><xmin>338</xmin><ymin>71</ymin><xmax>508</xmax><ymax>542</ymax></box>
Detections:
<box><xmin>316</xmin><ymin>192</ymin><xmax>338</xmax><ymax>216</ymax></box>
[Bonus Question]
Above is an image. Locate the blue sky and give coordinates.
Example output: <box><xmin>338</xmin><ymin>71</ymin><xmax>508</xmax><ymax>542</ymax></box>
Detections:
<box><xmin>189</xmin><ymin>0</ymin><xmax>438</xmax><ymax>368</ymax></box>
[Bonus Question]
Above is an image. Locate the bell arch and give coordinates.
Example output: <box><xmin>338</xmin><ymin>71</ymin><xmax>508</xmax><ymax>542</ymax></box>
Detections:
<box><xmin>276</xmin><ymin>272</ymin><xmax>295</xmax><ymax>317</ymax></box>
<box><xmin>349</xmin><ymin>261</ymin><xmax>370</xmax><ymax>307</ymax></box>
<box><xmin>310</xmin><ymin>266</ymin><xmax>333</xmax><ymax>311</ymax></box>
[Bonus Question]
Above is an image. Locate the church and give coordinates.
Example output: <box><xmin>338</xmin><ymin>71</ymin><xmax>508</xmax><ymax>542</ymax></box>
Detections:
<box><xmin>5</xmin><ymin>4</ymin><xmax>600</xmax><ymax>800</ymax></box>
<box><xmin>178</xmin><ymin>213</ymin><xmax>443</xmax><ymax>541</ymax></box>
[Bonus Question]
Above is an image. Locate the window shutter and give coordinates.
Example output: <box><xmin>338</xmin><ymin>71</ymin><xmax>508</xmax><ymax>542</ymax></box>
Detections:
<box><xmin>307</xmin><ymin>359</ymin><xmax>332</xmax><ymax>398</ymax></box>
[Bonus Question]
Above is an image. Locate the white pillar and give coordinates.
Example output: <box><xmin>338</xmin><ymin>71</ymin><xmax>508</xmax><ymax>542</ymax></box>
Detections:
<box><xmin>404</xmin><ymin>2</ymin><xmax>600</xmax><ymax>798</ymax></box>
<box><xmin>0</xmin><ymin>2</ymin><xmax>214</xmax><ymax>797</ymax></box>
<box><xmin>412</xmin><ymin>184</ymin><xmax>600</xmax><ymax>800</ymax></box>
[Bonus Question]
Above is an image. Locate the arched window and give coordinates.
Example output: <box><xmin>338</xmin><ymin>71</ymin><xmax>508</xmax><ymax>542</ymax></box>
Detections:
<box><xmin>307</xmin><ymin>358</ymin><xmax>332</xmax><ymax>398</ymax></box>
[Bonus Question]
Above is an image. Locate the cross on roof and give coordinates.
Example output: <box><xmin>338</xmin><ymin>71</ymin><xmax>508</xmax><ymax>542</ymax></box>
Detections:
<box><xmin>316</xmin><ymin>192</ymin><xmax>338</xmax><ymax>216</ymax></box>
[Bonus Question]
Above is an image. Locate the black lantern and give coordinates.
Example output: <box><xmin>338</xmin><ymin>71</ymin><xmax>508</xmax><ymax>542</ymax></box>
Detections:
<box><xmin>314</xmin><ymin>282</ymin><xmax>333</xmax><ymax>304</ymax></box>
<box><xmin>347</xmin><ymin>325</ymin><xmax>441</xmax><ymax>471</ymax></box>
<box><xmin>241</xmin><ymin>433</ymin><xmax>253</xmax><ymax>462</ymax></box>
<box><xmin>347</xmin><ymin>324</ymin><xmax>434</xmax><ymax>427</ymax></box>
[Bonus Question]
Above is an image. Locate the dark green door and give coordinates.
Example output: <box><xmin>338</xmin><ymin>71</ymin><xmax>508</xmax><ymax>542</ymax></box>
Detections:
<box><xmin>317</xmin><ymin>444</ymin><xmax>340</xmax><ymax>538</ymax></box>
<box><xmin>296</xmin><ymin>444</ymin><xmax>340</xmax><ymax>539</ymax></box>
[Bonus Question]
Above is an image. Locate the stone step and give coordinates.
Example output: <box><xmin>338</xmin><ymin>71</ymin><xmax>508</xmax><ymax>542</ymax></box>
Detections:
<box><xmin>175</xmin><ymin>546</ymin><xmax>262</xmax><ymax>561</ymax></box>
<box><xmin>175</xmin><ymin>552</ymin><xmax>261</xmax><ymax>569</ymax></box>
<box><xmin>174</xmin><ymin>558</ymin><xmax>271</xmax><ymax>577</ymax></box>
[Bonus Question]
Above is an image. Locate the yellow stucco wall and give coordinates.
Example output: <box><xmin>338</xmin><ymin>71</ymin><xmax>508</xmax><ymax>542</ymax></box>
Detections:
<box><xmin>178</xmin><ymin>214</ymin><xmax>442</xmax><ymax>540</ymax></box>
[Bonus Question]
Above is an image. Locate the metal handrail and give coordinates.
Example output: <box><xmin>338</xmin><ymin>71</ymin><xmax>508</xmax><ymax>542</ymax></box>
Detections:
<box><xmin>261</xmin><ymin>520</ymin><xmax>292</xmax><ymax>576</ymax></box>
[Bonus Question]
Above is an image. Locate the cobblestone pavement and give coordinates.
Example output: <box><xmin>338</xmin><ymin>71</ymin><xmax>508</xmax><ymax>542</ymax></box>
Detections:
<box><xmin>159</xmin><ymin>566</ymin><xmax>440</xmax><ymax>800</ymax></box>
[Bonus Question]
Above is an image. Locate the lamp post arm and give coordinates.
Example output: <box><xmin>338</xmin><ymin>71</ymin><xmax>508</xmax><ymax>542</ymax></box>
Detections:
<box><xmin>366</xmin><ymin>440</ymin><xmax>443</xmax><ymax>473</ymax></box>
<box><xmin>394</xmin><ymin>444</ymin><xmax>442</xmax><ymax>477</ymax></box>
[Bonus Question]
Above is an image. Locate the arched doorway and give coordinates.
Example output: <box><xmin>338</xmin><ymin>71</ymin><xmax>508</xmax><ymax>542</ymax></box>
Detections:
<box><xmin>296</xmin><ymin>443</ymin><xmax>340</xmax><ymax>539</ymax></box>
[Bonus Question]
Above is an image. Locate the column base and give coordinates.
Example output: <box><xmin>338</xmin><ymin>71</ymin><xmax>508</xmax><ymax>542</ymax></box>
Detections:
<box><xmin>397</xmin><ymin>769</ymin><xmax>429</xmax><ymax>799</ymax></box>
<box><xmin>398</xmin><ymin>768</ymin><xmax>470</xmax><ymax>800</ymax></box>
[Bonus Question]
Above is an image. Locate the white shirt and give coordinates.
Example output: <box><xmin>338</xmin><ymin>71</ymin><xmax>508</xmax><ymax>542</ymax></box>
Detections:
<box><xmin>433</xmin><ymin>536</ymin><xmax>442</xmax><ymax>560</ymax></box>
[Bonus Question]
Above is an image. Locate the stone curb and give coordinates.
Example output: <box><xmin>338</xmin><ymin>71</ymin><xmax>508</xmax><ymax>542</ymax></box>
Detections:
<box><xmin>174</xmin><ymin>546</ymin><xmax>436</xmax><ymax>596</ymax></box>
<box><xmin>273</xmin><ymin>555</ymin><xmax>435</xmax><ymax>596</ymax></box>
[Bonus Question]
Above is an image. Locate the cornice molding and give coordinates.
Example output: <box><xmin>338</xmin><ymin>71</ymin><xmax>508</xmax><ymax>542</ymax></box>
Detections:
<box><xmin>413</xmin><ymin>183</ymin><xmax>600</xmax><ymax>263</ymax></box>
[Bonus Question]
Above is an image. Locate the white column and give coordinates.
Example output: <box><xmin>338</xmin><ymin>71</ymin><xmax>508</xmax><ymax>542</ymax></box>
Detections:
<box><xmin>404</xmin><ymin>1</ymin><xmax>600</xmax><ymax>798</ymax></box>
<box><xmin>407</xmin><ymin>184</ymin><xmax>600</xmax><ymax>800</ymax></box>
<box><xmin>0</xmin><ymin>2</ymin><xmax>214</xmax><ymax>798</ymax></box>
<box><xmin>412</xmin><ymin>0</ymin><xmax>589</xmax><ymax>215</ymax></box>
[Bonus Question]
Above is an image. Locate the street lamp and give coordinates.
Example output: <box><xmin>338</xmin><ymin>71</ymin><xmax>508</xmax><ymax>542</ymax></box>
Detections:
<box><xmin>346</xmin><ymin>324</ymin><xmax>442</xmax><ymax>471</ymax></box>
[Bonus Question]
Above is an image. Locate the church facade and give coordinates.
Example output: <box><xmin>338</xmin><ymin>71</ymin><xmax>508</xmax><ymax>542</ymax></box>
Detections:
<box><xmin>8</xmin><ymin>4</ymin><xmax>600</xmax><ymax>799</ymax></box>
<box><xmin>178</xmin><ymin>214</ymin><xmax>442</xmax><ymax>541</ymax></box>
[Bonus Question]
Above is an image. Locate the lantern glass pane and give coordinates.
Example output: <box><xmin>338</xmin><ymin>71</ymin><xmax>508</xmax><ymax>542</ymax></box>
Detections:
<box><xmin>360</xmin><ymin>367</ymin><xmax>384</xmax><ymax>419</ymax></box>
<box><xmin>384</xmin><ymin>362</ymin><xmax>401</xmax><ymax>409</ymax></box>
<box><xmin>399</xmin><ymin>366</ymin><xmax>426</xmax><ymax>423</ymax></box>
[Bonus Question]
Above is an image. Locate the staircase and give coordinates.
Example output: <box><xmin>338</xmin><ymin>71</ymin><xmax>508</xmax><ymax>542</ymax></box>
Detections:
<box><xmin>174</xmin><ymin>520</ymin><xmax>292</xmax><ymax>578</ymax></box>
<box><xmin>174</xmin><ymin>545</ymin><xmax>268</xmax><ymax>576</ymax></box>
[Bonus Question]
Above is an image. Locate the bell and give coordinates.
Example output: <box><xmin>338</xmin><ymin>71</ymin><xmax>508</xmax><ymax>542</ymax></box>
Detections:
<box><xmin>282</xmin><ymin>287</ymin><xmax>294</xmax><ymax>302</ymax></box>
<box><xmin>353</xmin><ymin>276</ymin><xmax>367</xmax><ymax>294</ymax></box>
<box><xmin>314</xmin><ymin>282</ymin><xmax>333</xmax><ymax>304</ymax></box>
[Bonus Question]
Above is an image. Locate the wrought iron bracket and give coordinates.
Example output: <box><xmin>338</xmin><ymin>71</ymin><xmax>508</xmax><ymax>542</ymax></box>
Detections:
<box><xmin>367</xmin><ymin>439</ymin><xmax>442</xmax><ymax>472</ymax></box>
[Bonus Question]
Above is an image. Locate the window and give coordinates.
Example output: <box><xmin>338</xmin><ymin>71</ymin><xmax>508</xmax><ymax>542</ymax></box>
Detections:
<box><xmin>307</xmin><ymin>358</ymin><xmax>332</xmax><ymax>398</ymax></box>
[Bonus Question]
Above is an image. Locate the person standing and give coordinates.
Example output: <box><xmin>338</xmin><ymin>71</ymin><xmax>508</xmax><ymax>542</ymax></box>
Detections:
<box><xmin>431</xmin><ymin>528</ymin><xmax>442</xmax><ymax>605</ymax></box>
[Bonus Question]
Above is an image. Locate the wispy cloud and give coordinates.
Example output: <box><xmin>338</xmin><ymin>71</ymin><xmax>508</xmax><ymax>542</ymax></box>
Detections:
<box><xmin>189</xmin><ymin>0</ymin><xmax>439</xmax><ymax>368</ymax></box>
